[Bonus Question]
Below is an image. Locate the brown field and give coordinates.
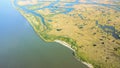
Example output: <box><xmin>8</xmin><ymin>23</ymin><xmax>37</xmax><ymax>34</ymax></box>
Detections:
<box><xmin>39</xmin><ymin>4</ymin><xmax>120</xmax><ymax>68</ymax></box>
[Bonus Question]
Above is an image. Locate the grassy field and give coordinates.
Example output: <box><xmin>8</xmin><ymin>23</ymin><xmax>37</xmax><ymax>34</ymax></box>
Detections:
<box><xmin>16</xmin><ymin>0</ymin><xmax>120</xmax><ymax>68</ymax></box>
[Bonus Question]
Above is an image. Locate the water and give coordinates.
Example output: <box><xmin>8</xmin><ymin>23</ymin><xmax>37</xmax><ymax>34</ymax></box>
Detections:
<box><xmin>65</xmin><ymin>0</ymin><xmax>79</xmax><ymax>6</ymax></box>
<box><xmin>0</xmin><ymin>0</ymin><xmax>88</xmax><ymax>68</ymax></box>
<box><xmin>96</xmin><ymin>21</ymin><xmax>120</xmax><ymax>39</ymax></box>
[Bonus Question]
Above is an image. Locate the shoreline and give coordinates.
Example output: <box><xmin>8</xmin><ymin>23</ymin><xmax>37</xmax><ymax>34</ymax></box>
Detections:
<box><xmin>55</xmin><ymin>40</ymin><xmax>75</xmax><ymax>52</ymax></box>
<box><xmin>18</xmin><ymin>9</ymin><xmax>94</xmax><ymax>68</ymax></box>
<box><xmin>17</xmin><ymin>9</ymin><xmax>94</xmax><ymax>68</ymax></box>
<box><xmin>54</xmin><ymin>40</ymin><xmax>93</xmax><ymax>68</ymax></box>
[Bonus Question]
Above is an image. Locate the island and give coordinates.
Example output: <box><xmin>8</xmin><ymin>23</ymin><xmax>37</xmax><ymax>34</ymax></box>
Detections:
<box><xmin>13</xmin><ymin>0</ymin><xmax>120</xmax><ymax>68</ymax></box>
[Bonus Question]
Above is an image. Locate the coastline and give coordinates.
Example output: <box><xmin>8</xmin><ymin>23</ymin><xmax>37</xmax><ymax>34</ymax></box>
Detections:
<box><xmin>13</xmin><ymin>1</ymin><xmax>93</xmax><ymax>67</ymax></box>
<box><xmin>17</xmin><ymin>9</ymin><xmax>94</xmax><ymax>68</ymax></box>
<box><xmin>54</xmin><ymin>40</ymin><xmax>93</xmax><ymax>68</ymax></box>
<box><xmin>17</xmin><ymin>8</ymin><xmax>94</xmax><ymax>68</ymax></box>
<box><xmin>55</xmin><ymin>40</ymin><xmax>75</xmax><ymax>52</ymax></box>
